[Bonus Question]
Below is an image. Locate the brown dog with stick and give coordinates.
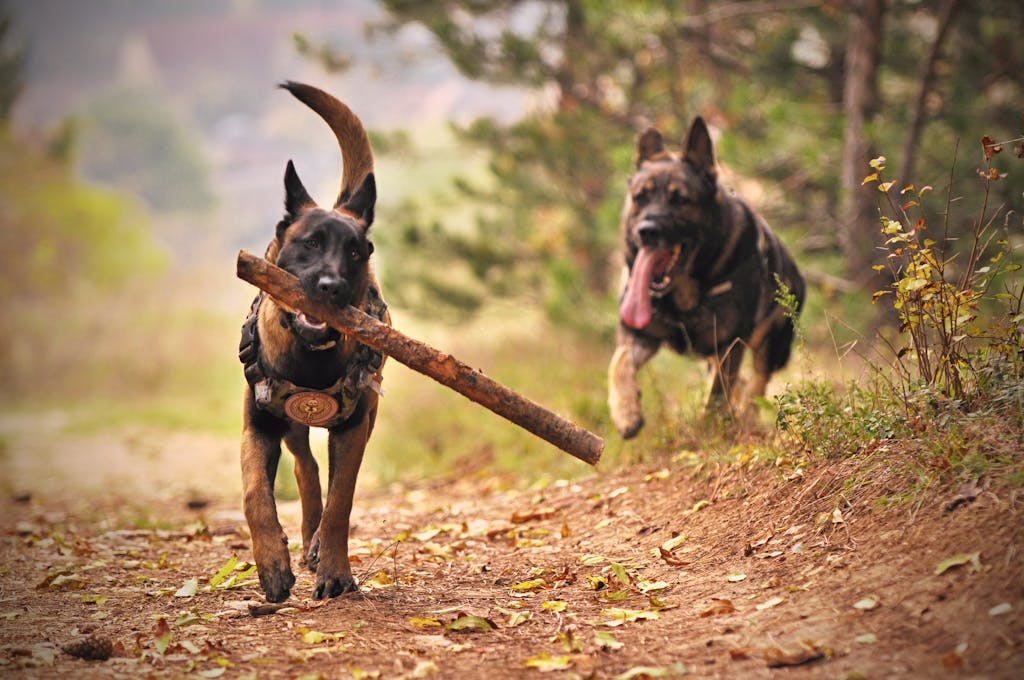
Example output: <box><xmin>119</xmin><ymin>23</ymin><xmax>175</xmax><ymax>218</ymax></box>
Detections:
<box><xmin>238</xmin><ymin>82</ymin><xmax>387</xmax><ymax>602</ymax></box>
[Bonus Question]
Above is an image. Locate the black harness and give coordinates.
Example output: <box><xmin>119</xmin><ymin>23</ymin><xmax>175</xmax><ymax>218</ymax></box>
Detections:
<box><xmin>238</xmin><ymin>287</ymin><xmax>387</xmax><ymax>428</ymax></box>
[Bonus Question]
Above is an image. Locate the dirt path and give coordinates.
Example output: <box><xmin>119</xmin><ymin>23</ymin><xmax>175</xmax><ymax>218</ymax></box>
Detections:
<box><xmin>1</xmin><ymin>433</ymin><xmax>1022</xmax><ymax>679</ymax></box>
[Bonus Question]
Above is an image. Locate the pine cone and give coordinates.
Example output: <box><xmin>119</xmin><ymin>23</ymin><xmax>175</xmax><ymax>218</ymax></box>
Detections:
<box><xmin>62</xmin><ymin>634</ymin><xmax>114</xmax><ymax>661</ymax></box>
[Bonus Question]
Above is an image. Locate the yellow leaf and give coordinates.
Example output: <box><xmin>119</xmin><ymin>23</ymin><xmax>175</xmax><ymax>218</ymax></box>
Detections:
<box><xmin>510</xmin><ymin>578</ymin><xmax>547</xmax><ymax>591</ymax></box>
<box><xmin>523</xmin><ymin>652</ymin><xmax>573</xmax><ymax>672</ymax></box>
<box><xmin>408</xmin><ymin>617</ymin><xmax>442</xmax><ymax>628</ymax></box>
<box><xmin>660</xmin><ymin>534</ymin><xmax>687</xmax><ymax>552</ymax></box>
<box><xmin>446</xmin><ymin>615</ymin><xmax>495</xmax><ymax>632</ymax></box>
<box><xmin>542</xmin><ymin>600</ymin><xmax>568</xmax><ymax>613</ymax></box>
<box><xmin>363</xmin><ymin>571</ymin><xmax>394</xmax><ymax>589</ymax></box>
<box><xmin>637</xmin><ymin>580</ymin><xmax>670</xmax><ymax>594</ymax></box>
<box><xmin>878</xmin><ymin>180</ymin><xmax>895</xmax><ymax>192</ymax></box>
<box><xmin>507</xmin><ymin>610</ymin><xmax>531</xmax><ymax>627</ymax></box>
<box><xmin>934</xmin><ymin>552</ymin><xmax>981</xmax><ymax>575</ymax></box>
<box><xmin>861</xmin><ymin>172</ymin><xmax>879</xmax><ymax>185</ymax></box>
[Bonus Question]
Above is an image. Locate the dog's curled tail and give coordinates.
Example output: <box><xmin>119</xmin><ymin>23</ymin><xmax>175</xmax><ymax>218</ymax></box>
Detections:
<box><xmin>280</xmin><ymin>81</ymin><xmax>374</xmax><ymax>209</ymax></box>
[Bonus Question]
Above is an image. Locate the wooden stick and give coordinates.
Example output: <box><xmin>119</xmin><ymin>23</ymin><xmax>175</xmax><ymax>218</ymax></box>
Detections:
<box><xmin>237</xmin><ymin>251</ymin><xmax>603</xmax><ymax>466</ymax></box>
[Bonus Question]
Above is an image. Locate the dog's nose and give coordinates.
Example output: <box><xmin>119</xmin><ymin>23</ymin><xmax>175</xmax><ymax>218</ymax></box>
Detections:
<box><xmin>316</xmin><ymin>274</ymin><xmax>350</xmax><ymax>304</ymax></box>
<box><xmin>637</xmin><ymin>220</ymin><xmax>662</xmax><ymax>246</ymax></box>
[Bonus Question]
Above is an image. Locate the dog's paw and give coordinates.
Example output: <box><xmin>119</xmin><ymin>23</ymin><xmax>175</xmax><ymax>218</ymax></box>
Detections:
<box><xmin>258</xmin><ymin>562</ymin><xmax>296</xmax><ymax>603</ymax></box>
<box><xmin>312</xmin><ymin>572</ymin><xmax>358</xmax><ymax>600</ymax></box>
<box><xmin>618</xmin><ymin>416</ymin><xmax>645</xmax><ymax>440</ymax></box>
<box><xmin>302</xmin><ymin>531</ymin><xmax>321</xmax><ymax>573</ymax></box>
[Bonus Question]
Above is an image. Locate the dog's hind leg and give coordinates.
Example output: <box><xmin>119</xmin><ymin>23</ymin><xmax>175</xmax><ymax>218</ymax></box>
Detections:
<box><xmin>284</xmin><ymin>425</ymin><xmax>323</xmax><ymax>573</ymax></box>
<box><xmin>608</xmin><ymin>332</ymin><xmax>659</xmax><ymax>439</ymax></box>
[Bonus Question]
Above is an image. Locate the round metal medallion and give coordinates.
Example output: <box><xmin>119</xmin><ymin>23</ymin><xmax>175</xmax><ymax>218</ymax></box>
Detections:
<box><xmin>284</xmin><ymin>392</ymin><xmax>339</xmax><ymax>427</ymax></box>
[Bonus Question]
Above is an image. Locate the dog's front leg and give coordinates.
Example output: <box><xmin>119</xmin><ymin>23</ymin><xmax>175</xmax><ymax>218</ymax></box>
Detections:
<box><xmin>313</xmin><ymin>406</ymin><xmax>373</xmax><ymax>599</ymax></box>
<box><xmin>241</xmin><ymin>412</ymin><xmax>295</xmax><ymax>603</ymax></box>
<box><xmin>608</xmin><ymin>332</ymin><xmax>659</xmax><ymax>439</ymax></box>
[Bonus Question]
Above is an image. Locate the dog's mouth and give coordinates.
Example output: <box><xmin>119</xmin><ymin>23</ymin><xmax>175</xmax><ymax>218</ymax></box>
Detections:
<box><xmin>619</xmin><ymin>245</ymin><xmax>682</xmax><ymax>330</ymax></box>
<box><xmin>290</xmin><ymin>311</ymin><xmax>339</xmax><ymax>349</ymax></box>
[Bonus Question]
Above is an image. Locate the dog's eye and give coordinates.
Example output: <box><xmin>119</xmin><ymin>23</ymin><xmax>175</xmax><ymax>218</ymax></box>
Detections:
<box><xmin>668</xmin><ymin>188</ymin><xmax>686</xmax><ymax>205</ymax></box>
<box><xmin>349</xmin><ymin>247</ymin><xmax>362</xmax><ymax>262</ymax></box>
<box><xmin>304</xmin><ymin>237</ymin><xmax>320</xmax><ymax>250</ymax></box>
<box><xmin>633</xmin><ymin>189</ymin><xmax>650</xmax><ymax>206</ymax></box>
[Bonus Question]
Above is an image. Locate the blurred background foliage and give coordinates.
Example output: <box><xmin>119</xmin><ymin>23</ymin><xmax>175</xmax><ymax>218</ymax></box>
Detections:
<box><xmin>0</xmin><ymin>1</ymin><xmax>1021</xmax><ymax>489</ymax></box>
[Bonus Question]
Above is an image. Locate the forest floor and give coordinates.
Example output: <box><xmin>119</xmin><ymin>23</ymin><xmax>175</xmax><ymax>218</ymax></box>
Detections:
<box><xmin>1</xmin><ymin>422</ymin><xmax>1022</xmax><ymax>679</ymax></box>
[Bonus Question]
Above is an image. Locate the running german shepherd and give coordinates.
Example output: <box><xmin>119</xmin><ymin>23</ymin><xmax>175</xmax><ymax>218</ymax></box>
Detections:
<box><xmin>608</xmin><ymin>117</ymin><xmax>804</xmax><ymax>438</ymax></box>
<box><xmin>238</xmin><ymin>82</ymin><xmax>388</xmax><ymax>602</ymax></box>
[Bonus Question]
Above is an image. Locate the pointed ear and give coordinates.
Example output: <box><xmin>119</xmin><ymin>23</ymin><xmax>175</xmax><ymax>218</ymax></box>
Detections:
<box><xmin>339</xmin><ymin>172</ymin><xmax>376</xmax><ymax>227</ymax></box>
<box><xmin>636</xmin><ymin>128</ymin><xmax>665</xmax><ymax>168</ymax></box>
<box><xmin>284</xmin><ymin>160</ymin><xmax>315</xmax><ymax>217</ymax></box>
<box><xmin>682</xmin><ymin>117</ymin><xmax>716</xmax><ymax>179</ymax></box>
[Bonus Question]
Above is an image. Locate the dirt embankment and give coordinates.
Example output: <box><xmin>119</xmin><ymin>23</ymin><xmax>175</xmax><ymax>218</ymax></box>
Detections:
<box><xmin>1</xmin><ymin>442</ymin><xmax>1022</xmax><ymax>679</ymax></box>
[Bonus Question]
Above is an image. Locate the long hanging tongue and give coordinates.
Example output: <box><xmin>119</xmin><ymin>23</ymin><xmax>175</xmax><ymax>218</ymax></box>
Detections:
<box><xmin>619</xmin><ymin>248</ymin><xmax>662</xmax><ymax>329</ymax></box>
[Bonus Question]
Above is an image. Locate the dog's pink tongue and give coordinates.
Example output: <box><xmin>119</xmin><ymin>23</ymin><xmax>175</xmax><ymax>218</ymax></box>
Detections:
<box><xmin>620</xmin><ymin>248</ymin><xmax>659</xmax><ymax>329</ymax></box>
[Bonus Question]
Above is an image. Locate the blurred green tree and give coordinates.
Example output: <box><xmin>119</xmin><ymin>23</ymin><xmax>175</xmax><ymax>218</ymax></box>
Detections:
<box><xmin>318</xmin><ymin>1</ymin><xmax>1023</xmax><ymax>331</ymax></box>
<box><xmin>79</xmin><ymin>87</ymin><xmax>215</xmax><ymax>213</ymax></box>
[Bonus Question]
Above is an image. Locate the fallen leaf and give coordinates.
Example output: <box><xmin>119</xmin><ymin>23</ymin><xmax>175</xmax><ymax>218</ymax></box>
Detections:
<box><xmin>30</xmin><ymin>643</ymin><xmax>57</xmax><ymax>666</ymax></box>
<box><xmin>637</xmin><ymin>580</ymin><xmax>669</xmax><ymax>594</ymax></box>
<box><xmin>542</xmin><ymin>600</ymin><xmax>567</xmax><ymax>613</ymax></box>
<box><xmin>45</xmin><ymin>573</ymin><xmax>86</xmax><ymax>589</ymax></box>
<box><xmin>510</xmin><ymin>578</ymin><xmax>547</xmax><ymax>592</ymax></box>
<box><xmin>756</xmin><ymin>596</ymin><xmax>785</xmax><ymax>611</ymax></box>
<box><xmin>657</xmin><ymin>547</ymin><xmax>690</xmax><ymax>567</ymax></box>
<box><xmin>409</xmin><ymin>617</ymin><xmax>442</xmax><ymax>628</ymax></box>
<box><xmin>614</xmin><ymin>665</ymin><xmax>679</xmax><ymax>679</ymax></box>
<box><xmin>363</xmin><ymin>571</ymin><xmax>395</xmax><ymax>589</ymax></box>
<box><xmin>609</xmin><ymin>563</ymin><xmax>631</xmax><ymax>587</ymax></box>
<box><xmin>524</xmin><ymin>652</ymin><xmax>573</xmax><ymax>672</ymax></box>
<box><xmin>446</xmin><ymin>615</ymin><xmax>495</xmax><ymax>633</ymax></box>
<box><xmin>209</xmin><ymin>555</ymin><xmax>238</xmax><ymax>589</ymax></box>
<box><xmin>989</xmin><ymin>603</ymin><xmax>1012</xmax><ymax>617</ymax></box>
<box><xmin>763</xmin><ymin>640</ymin><xmax>829</xmax><ymax>668</ymax></box>
<box><xmin>594</xmin><ymin>630</ymin><xmax>624</xmax><ymax>651</ymax></box>
<box><xmin>660</xmin><ymin>534</ymin><xmax>687</xmax><ymax>552</ymax></box>
<box><xmin>934</xmin><ymin>552</ymin><xmax>981</xmax><ymax>575</ymax></box>
<box><xmin>197</xmin><ymin>669</ymin><xmax>226</xmax><ymax>679</ymax></box>
<box><xmin>507</xmin><ymin>610</ymin><xmax>531</xmax><ymax>627</ymax></box>
<box><xmin>300</xmin><ymin>628</ymin><xmax>344</xmax><ymax>644</ymax></box>
<box><xmin>511</xmin><ymin>507</ymin><xmax>558</xmax><ymax>524</ymax></box>
<box><xmin>153</xmin><ymin>619</ymin><xmax>173</xmax><ymax>655</ymax></box>
<box><xmin>174</xmin><ymin>577</ymin><xmax>199</xmax><ymax>598</ymax></box>
<box><xmin>699</xmin><ymin>598</ymin><xmax>736</xmax><ymax>618</ymax></box>
<box><xmin>855</xmin><ymin>633</ymin><xmax>878</xmax><ymax>644</ymax></box>
<box><xmin>692</xmin><ymin>499</ymin><xmax>710</xmax><ymax>512</ymax></box>
<box><xmin>645</xmin><ymin>469</ymin><xmax>670</xmax><ymax>482</ymax></box>
<box><xmin>600</xmin><ymin>607</ymin><xmax>659</xmax><ymax>626</ymax></box>
<box><xmin>726</xmin><ymin>572</ymin><xmax>747</xmax><ymax>583</ymax></box>
<box><xmin>410</xmin><ymin>661</ymin><xmax>439</xmax><ymax>677</ymax></box>
<box><xmin>853</xmin><ymin>597</ymin><xmax>879</xmax><ymax>611</ymax></box>
<box><xmin>755</xmin><ymin>551</ymin><xmax>783</xmax><ymax>559</ymax></box>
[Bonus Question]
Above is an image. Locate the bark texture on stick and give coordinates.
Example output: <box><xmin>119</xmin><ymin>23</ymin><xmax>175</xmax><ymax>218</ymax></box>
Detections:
<box><xmin>237</xmin><ymin>250</ymin><xmax>603</xmax><ymax>465</ymax></box>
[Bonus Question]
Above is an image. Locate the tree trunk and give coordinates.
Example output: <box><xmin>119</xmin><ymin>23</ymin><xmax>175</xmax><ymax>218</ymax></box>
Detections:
<box><xmin>897</xmin><ymin>0</ymin><xmax>960</xmax><ymax>186</ymax></box>
<box><xmin>838</xmin><ymin>0</ymin><xmax>885</xmax><ymax>286</ymax></box>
